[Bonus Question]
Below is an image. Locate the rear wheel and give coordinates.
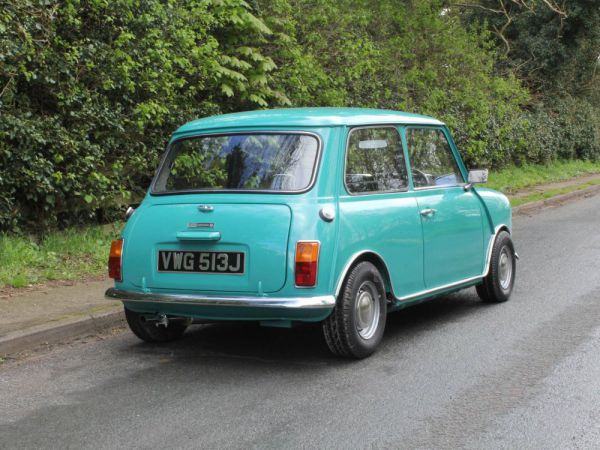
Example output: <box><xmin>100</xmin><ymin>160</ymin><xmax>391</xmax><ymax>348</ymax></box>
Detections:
<box><xmin>124</xmin><ymin>307</ymin><xmax>189</xmax><ymax>343</ymax></box>
<box><xmin>322</xmin><ymin>262</ymin><xmax>387</xmax><ymax>359</ymax></box>
<box><xmin>477</xmin><ymin>231</ymin><xmax>516</xmax><ymax>303</ymax></box>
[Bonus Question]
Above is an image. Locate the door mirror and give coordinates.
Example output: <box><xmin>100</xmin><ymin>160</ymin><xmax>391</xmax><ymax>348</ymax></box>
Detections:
<box><xmin>468</xmin><ymin>169</ymin><xmax>488</xmax><ymax>184</ymax></box>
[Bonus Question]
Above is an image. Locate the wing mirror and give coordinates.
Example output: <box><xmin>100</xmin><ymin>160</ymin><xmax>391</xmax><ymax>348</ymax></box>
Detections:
<box><xmin>468</xmin><ymin>169</ymin><xmax>488</xmax><ymax>183</ymax></box>
<box><xmin>464</xmin><ymin>169</ymin><xmax>488</xmax><ymax>191</ymax></box>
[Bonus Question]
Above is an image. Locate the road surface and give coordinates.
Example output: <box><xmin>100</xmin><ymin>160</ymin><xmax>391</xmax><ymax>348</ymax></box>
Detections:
<box><xmin>1</xmin><ymin>193</ymin><xmax>600</xmax><ymax>449</ymax></box>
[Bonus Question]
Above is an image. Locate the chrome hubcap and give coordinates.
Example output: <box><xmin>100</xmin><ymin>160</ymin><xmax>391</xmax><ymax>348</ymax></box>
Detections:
<box><xmin>355</xmin><ymin>281</ymin><xmax>380</xmax><ymax>340</ymax></box>
<box><xmin>499</xmin><ymin>247</ymin><xmax>513</xmax><ymax>290</ymax></box>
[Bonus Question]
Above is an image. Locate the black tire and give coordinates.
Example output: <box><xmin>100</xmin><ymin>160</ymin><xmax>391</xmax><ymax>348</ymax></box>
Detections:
<box><xmin>124</xmin><ymin>307</ymin><xmax>188</xmax><ymax>343</ymax></box>
<box><xmin>322</xmin><ymin>261</ymin><xmax>387</xmax><ymax>359</ymax></box>
<box><xmin>476</xmin><ymin>231</ymin><xmax>516</xmax><ymax>303</ymax></box>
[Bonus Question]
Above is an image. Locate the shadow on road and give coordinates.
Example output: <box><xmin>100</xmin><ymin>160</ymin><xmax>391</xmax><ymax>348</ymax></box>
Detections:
<box><xmin>116</xmin><ymin>288</ymin><xmax>489</xmax><ymax>366</ymax></box>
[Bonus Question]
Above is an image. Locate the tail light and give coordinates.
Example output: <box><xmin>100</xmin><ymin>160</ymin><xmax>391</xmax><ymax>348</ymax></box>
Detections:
<box><xmin>295</xmin><ymin>241</ymin><xmax>320</xmax><ymax>287</ymax></box>
<box><xmin>108</xmin><ymin>239</ymin><xmax>123</xmax><ymax>281</ymax></box>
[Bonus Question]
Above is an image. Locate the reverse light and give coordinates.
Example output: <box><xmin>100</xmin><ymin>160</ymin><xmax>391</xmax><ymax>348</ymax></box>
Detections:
<box><xmin>295</xmin><ymin>241</ymin><xmax>320</xmax><ymax>287</ymax></box>
<box><xmin>108</xmin><ymin>239</ymin><xmax>123</xmax><ymax>281</ymax></box>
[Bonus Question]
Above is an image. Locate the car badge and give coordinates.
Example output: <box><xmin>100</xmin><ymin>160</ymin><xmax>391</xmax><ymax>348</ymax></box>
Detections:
<box><xmin>188</xmin><ymin>222</ymin><xmax>214</xmax><ymax>229</ymax></box>
<box><xmin>198</xmin><ymin>205</ymin><xmax>214</xmax><ymax>212</ymax></box>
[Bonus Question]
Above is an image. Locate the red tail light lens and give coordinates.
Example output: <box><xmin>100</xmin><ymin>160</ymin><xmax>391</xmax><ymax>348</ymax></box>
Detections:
<box><xmin>108</xmin><ymin>239</ymin><xmax>123</xmax><ymax>281</ymax></box>
<box><xmin>295</xmin><ymin>241</ymin><xmax>320</xmax><ymax>287</ymax></box>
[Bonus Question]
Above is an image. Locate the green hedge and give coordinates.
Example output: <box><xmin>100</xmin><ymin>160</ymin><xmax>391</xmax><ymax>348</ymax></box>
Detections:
<box><xmin>0</xmin><ymin>0</ymin><xmax>287</xmax><ymax>232</ymax></box>
<box><xmin>1</xmin><ymin>0</ymin><xmax>598</xmax><ymax>232</ymax></box>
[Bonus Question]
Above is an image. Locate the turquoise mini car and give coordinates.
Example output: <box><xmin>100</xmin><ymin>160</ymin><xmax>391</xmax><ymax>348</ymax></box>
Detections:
<box><xmin>106</xmin><ymin>108</ymin><xmax>517</xmax><ymax>358</ymax></box>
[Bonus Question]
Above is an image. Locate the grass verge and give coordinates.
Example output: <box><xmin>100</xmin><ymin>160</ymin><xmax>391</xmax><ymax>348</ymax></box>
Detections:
<box><xmin>509</xmin><ymin>178</ymin><xmax>600</xmax><ymax>207</ymax></box>
<box><xmin>0</xmin><ymin>223</ymin><xmax>121</xmax><ymax>289</ymax></box>
<box><xmin>486</xmin><ymin>159</ymin><xmax>600</xmax><ymax>194</ymax></box>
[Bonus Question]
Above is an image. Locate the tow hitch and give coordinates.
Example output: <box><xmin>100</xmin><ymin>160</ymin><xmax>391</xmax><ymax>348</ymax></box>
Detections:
<box><xmin>141</xmin><ymin>313</ymin><xmax>191</xmax><ymax>328</ymax></box>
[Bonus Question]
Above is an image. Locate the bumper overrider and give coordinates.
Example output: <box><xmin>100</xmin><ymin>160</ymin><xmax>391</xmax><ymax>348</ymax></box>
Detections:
<box><xmin>105</xmin><ymin>288</ymin><xmax>336</xmax><ymax>322</ymax></box>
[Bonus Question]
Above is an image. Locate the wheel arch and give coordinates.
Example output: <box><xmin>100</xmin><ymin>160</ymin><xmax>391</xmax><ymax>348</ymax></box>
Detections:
<box><xmin>496</xmin><ymin>224</ymin><xmax>510</xmax><ymax>235</ymax></box>
<box><xmin>483</xmin><ymin>224</ymin><xmax>512</xmax><ymax>276</ymax></box>
<box><xmin>335</xmin><ymin>251</ymin><xmax>394</xmax><ymax>299</ymax></box>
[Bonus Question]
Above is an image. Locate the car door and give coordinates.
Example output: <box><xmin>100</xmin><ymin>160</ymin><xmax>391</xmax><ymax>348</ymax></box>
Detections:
<box><xmin>338</xmin><ymin>126</ymin><xmax>425</xmax><ymax>297</ymax></box>
<box><xmin>404</xmin><ymin>126</ymin><xmax>485</xmax><ymax>289</ymax></box>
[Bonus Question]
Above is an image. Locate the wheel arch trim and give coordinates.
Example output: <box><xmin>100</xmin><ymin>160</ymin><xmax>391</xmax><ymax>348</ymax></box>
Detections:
<box><xmin>483</xmin><ymin>224</ymin><xmax>511</xmax><ymax>277</ymax></box>
<box><xmin>334</xmin><ymin>250</ymin><xmax>395</xmax><ymax>298</ymax></box>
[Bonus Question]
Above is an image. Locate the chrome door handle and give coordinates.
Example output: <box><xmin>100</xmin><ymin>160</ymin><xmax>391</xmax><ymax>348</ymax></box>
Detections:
<box><xmin>420</xmin><ymin>208</ymin><xmax>437</xmax><ymax>217</ymax></box>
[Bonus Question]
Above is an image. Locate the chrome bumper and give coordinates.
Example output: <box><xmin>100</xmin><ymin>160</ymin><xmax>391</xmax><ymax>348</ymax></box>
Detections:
<box><xmin>105</xmin><ymin>288</ymin><xmax>336</xmax><ymax>309</ymax></box>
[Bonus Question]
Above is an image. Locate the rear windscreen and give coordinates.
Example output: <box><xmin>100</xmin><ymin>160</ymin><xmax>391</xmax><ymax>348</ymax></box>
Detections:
<box><xmin>152</xmin><ymin>133</ymin><xmax>319</xmax><ymax>193</ymax></box>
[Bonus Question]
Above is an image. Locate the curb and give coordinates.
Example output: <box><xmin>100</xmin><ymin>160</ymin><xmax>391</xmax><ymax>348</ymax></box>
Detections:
<box><xmin>513</xmin><ymin>183</ymin><xmax>600</xmax><ymax>216</ymax></box>
<box><xmin>0</xmin><ymin>308</ymin><xmax>125</xmax><ymax>357</ymax></box>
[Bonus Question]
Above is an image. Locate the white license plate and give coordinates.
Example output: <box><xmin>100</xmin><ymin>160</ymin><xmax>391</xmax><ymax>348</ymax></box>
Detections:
<box><xmin>157</xmin><ymin>250</ymin><xmax>245</xmax><ymax>274</ymax></box>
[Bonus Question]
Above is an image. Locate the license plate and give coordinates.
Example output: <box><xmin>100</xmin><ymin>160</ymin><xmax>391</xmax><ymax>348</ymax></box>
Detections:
<box><xmin>158</xmin><ymin>250</ymin><xmax>245</xmax><ymax>274</ymax></box>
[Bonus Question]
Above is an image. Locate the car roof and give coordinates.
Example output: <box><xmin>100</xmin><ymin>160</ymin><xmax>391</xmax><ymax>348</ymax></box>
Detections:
<box><xmin>174</xmin><ymin>107</ymin><xmax>444</xmax><ymax>134</ymax></box>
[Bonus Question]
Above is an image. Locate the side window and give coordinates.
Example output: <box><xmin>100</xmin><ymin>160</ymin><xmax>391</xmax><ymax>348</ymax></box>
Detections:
<box><xmin>345</xmin><ymin>127</ymin><xmax>408</xmax><ymax>194</ymax></box>
<box><xmin>406</xmin><ymin>128</ymin><xmax>464</xmax><ymax>188</ymax></box>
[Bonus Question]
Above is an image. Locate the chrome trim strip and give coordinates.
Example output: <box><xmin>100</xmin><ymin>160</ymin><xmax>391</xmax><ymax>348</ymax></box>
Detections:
<box><xmin>397</xmin><ymin>275</ymin><xmax>483</xmax><ymax>301</ymax></box>
<box><xmin>105</xmin><ymin>288</ymin><xmax>335</xmax><ymax>309</ymax></box>
<box><xmin>413</xmin><ymin>184</ymin><xmax>467</xmax><ymax>191</ymax></box>
<box><xmin>482</xmin><ymin>225</ymin><xmax>502</xmax><ymax>276</ymax></box>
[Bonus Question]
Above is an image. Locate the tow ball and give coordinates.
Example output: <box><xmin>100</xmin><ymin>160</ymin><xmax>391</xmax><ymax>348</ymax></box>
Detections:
<box><xmin>156</xmin><ymin>313</ymin><xmax>169</xmax><ymax>328</ymax></box>
<box><xmin>143</xmin><ymin>313</ymin><xmax>175</xmax><ymax>328</ymax></box>
<box><xmin>141</xmin><ymin>313</ymin><xmax>190</xmax><ymax>328</ymax></box>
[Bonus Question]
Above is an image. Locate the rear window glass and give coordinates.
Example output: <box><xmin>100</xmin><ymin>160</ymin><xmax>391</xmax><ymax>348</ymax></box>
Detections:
<box><xmin>153</xmin><ymin>133</ymin><xmax>319</xmax><ymax>193</ymax></box>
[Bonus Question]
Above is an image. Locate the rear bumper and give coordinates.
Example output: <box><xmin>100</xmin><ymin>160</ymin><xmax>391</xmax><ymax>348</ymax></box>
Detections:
<box><xmin>106</xmin><ymin>288</ymin><xmax>335</xmax><ymax>308</ymax></box>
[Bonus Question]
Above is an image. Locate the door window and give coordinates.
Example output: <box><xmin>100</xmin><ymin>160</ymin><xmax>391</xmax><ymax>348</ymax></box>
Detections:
<box><xmin>406</xmin><ymin>128</ymin><xmax>464</xmax><ymax>188</ymax></box>
<box><xmin>345</xmin><ymin>127</ymin><xmax>408</xmax><ymax>194</ymax></box>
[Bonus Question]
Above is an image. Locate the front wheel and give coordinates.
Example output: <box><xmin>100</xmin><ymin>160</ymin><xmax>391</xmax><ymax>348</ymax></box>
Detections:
<box><xmin>477</xmin><ymin>231</ymin><xmax>516</xmax><ymax>303</ymax></box>
<box><xmin>322</xmin><ymin>262</ymin><xmax>387</xmax><ymax>359</ymax></box>
<box><xmin>124</xmin><ymin>307</ymin><xmax>189</xmax><ymax>343</ymax></box>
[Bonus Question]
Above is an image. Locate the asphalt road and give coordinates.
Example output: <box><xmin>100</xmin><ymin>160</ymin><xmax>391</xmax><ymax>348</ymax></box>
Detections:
<box><xmin>1</xmin><ymin>194</ymin><xmax>600</xmax><ymax>449</ymax></box>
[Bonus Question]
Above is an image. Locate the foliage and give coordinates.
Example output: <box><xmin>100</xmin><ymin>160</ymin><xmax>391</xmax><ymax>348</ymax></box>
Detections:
<box><xmin>454</xmin><ymin>0</ymin><xmax>600</xmax><ymax>96</ymax></box>
<box><xmin>452</xmin><ymin>1</ymin><xmax>600</xmax><ymax>167</ymax></box>
<box><xmin>0</xmin><ymin>223</ymin><xmax>121</xmax><ymax>288</ymax></box>
<box><xmin>0</xmin><ymin>0</ymin><xmax>598</xmax><ymax>232</ymax></box>
<box><xmin>259</xmin><ymin>0</ymin><xmax>530</xmax><ymax>167</ymax></box>
<box><xmin>508</xmin><ymin>179</ymin><xmax>600</xmax><ymax>207</ymax></box>
<box><xmin>0</xmin><ymin>0</ymin><xmax>286</xmax><ymax>232</ymax></box>
<box><xmin>486</xmin><ymin>158</ymin><xmax>600</xmax><ymax>193</ymax></box>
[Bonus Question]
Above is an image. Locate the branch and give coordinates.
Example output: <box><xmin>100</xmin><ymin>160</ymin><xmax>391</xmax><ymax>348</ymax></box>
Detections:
<box><xmin>452</xmin><ymin>3</ymin><xmax>503</xmax><ymax>14</ymax></box>
<box><xmin>540</xmin><ymin>0</ymin><xmax>568</xmax><ymax>17</ymax></box>
<box><xmin>453</xmin><ymin>0</ymin><xmax>568</xmax><ymax>56</ymax></box>
<box><xmin>0</xmin><ymin>76</ymin><xmax>15</xmax><ymax>98</ymax></box>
